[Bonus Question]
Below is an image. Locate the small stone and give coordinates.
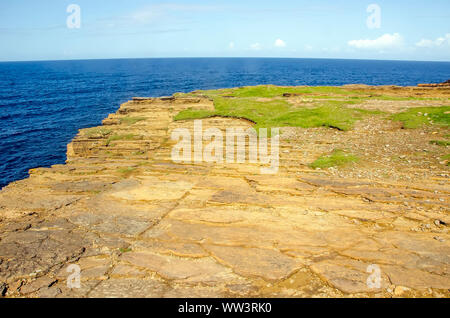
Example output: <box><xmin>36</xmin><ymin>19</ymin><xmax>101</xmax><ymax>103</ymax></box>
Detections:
<box><xmin>434</xmin><ymin>236</ymin><xmax>445</xmax><ymax>243</ymax></box>
<box><xmin>0</xmin><ymin>283</ymin><xmax>7</xmax><ymax>296</ymax></box>
<box><xmin>394</xmin><ymin>286</ymin><xmax>410</xmax><ymax>296</ymax></box>
<box><xmin>38</xmin><ymin>287</ymin><xmax>62</xmax><ymax>298</ymax></box>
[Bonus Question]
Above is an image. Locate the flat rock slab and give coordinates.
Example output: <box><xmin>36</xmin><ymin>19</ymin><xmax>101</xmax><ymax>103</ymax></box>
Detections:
<box><xmin>205</xmin><ymin>245</ymin><xmax>301</xmax><ymax>282</ymax></box>
<box><xmin>120</xmin><ymin>251</ymin><xmax>242</xmax><ymax>284</ymax></box>
<box><xmin>89</xmin><ymin>278</ymin><xmax>169</xmax><ymax>298</ymax></box>
<box><xmin>311</xmin><ymin>260</ymin><xmax>390</xmax><ymax>294</ymax></box>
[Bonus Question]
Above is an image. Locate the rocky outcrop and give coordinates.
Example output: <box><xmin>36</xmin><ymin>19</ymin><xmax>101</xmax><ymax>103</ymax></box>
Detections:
<box><xmin>418</xmin><ymin>80</ymin><xmax>450</xmax><ymax>87</ymax></box>
<box><xmin>0</xmin><ymin>87</ymin><xmax>449</xmax><ymax>298</ymax></box>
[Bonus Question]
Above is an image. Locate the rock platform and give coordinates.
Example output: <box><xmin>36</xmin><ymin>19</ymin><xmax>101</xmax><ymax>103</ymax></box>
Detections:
<box><xmin>0</xmin><ymin>88</ymin><xmax>449</xmax><ymax>298</ymax></box>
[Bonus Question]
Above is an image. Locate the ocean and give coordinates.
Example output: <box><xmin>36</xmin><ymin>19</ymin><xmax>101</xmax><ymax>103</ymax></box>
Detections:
<box><xmin>0</xmin><ymin>57</ymin><xmax>449</xmax><ymax>188</ymax></box>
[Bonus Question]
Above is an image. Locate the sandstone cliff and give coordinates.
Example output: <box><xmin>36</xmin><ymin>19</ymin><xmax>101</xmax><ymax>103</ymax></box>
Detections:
<box><xmin>0</xmin><ymin>86</ymin><xmax>449</xmax><ymax>298</ymax></box>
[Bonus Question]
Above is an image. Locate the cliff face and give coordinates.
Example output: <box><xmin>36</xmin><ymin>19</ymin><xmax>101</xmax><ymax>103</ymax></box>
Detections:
<box><xmin>0</xmin><ymin>86</ymin><xmax>449</xmax><ymax>298</ymax></box>
<box><xmin>418</xmin><ymin>80</ymin><xmax>450</xmax><ymax>87</ymax></box>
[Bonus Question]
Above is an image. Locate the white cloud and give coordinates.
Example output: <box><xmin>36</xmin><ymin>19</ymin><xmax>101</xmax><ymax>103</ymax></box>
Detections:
<box><xmin>416</xmin><ymin>34</ymin><xmax>450</xmax><ymax>48</ymax></box>
<box><xmin>250</xmin><ymin>43</ymin><xmax>262</xmax><ymax>50</ymax></box>
<box><xmin>229</xmin><ymin>42</ymin><xmax>235</xmax><ymax>49</ymax></box>
<box><xmin>348</xmin><ymin>33</ymin><xmax>403</xmax><ymax>50</ymax></box>
<box><xmin>274</xmin><ymin>39</ymin><xmax>286</xmax><ymax>48</ymax></box>
<box><xmin>416</xmin><ymin>39</ymin><xmax>434</xmax><ymax>48</ymax></box>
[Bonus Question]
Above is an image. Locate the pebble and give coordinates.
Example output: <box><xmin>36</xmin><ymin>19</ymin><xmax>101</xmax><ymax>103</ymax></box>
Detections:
<box><xmin>38</xmin><ymin>287</ymin><xmax>62</xmax><ymax>298</ymax></box>
<box><xmin>0</xmin><ymin>283</ymin><xmax>7</xmax><ymax>297</ymax></box>
<box><xmin>394</xmin><ymin>286</ymin><xmax>410</xmax><ymax>296</ymax></box>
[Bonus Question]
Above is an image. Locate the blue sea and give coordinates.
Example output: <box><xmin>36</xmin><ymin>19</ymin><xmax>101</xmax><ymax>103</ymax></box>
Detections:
<box><xmin>1</xmin><ymin>58</ymin><xmax>450</xmax><ymax>188</ymax></box>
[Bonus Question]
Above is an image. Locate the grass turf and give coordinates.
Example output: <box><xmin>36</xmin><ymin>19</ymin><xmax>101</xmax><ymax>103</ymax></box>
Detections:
<box><xmin>174</xmin><ymin>85</ymin><xmax>449</xmax><ymax>131</ymax></box>
<box><xmin>310</xmin><ymin>149</ymin><xmax>359</xmax><ymax>169</ymax></box>
<box><xmin>391</xmin><ymin>106</ymin><xmax>450</xmax><ymax>129</ymax></box>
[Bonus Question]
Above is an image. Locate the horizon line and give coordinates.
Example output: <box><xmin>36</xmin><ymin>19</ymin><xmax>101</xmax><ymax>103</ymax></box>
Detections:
<box><xmin>1</xmin><ymin>56</ymin><xmax>450</xmax><ymax>64</ymax></box>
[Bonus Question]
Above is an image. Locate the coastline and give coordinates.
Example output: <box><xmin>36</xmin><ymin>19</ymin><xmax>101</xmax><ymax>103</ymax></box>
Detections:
<box><xmin>2</xmin><ymin>58</ymin><xmax>450</xmax><ymax>189</ymax></box>
<box><xmin>0</xmin><ymin>84</ymin><xmax>449</xmax><ymax>298</ymax></box>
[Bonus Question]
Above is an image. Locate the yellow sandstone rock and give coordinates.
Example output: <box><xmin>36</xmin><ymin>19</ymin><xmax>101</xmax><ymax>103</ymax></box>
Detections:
<box><xmin>0</xmin><ymin>86</ymin><xmax>449</xmax><ymax>298</ymax></box>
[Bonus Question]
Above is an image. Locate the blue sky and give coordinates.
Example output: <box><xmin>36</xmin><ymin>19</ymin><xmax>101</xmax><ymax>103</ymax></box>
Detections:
<box><xmin>0</xmin><ymin>0</ymin><xmax>449</xmax><ymax>61</ymax></box>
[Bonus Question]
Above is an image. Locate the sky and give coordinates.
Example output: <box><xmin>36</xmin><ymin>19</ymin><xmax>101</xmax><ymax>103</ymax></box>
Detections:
<box><xmin>0</xmin><ymin>0</ymin><xmax>449</xmax><ymax>62</ymax></box>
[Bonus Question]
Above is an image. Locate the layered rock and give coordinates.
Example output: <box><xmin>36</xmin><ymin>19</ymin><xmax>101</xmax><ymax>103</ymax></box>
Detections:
<box><xmin>0</xmin><ymin>87</ymin><xmax>449</xmax><ymax>298</ymax></box>
<box><xmin>418</xmin><ymin>80</ymin><xmax>450</xmax><ymax>88</ymax></box>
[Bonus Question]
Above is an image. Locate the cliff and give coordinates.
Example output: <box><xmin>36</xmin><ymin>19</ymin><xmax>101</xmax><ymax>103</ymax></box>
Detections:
<box><xmin>0</xmin><ymin>85</ymin><xmax>449</xmax><ymax>298</ymax></box>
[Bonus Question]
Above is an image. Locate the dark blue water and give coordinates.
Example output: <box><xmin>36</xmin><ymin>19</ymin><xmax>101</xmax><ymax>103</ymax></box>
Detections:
<box><xmin>1</xmin><ymin>58</ymin><xmax>450</xmax><ymax>188</ymax></box>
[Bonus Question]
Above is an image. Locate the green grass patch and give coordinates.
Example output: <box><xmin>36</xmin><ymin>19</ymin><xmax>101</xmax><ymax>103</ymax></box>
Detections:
<box><xmin>106</xmin><ymin>134</ymin><xmax>138</xmax><ymax>146</ymax></box>
<box><xmin>117</xmin><ymin>167</ymin><xmax>136</xmax><ymax>176</ymax></box>
<box><xmin>119</xmin><ymin>247</ymin><xmax>132</xmax><ymax>253</ymax></box>
<box><xmin>430</xmin><ymin>140</ymin><xmax>450</xmax><ymax>146</ymax></box>
<box><xmin>175</xmin><ymin>96</ymin><xmax>382</xmax><ymax>131</ymax></box>
<box><xmin>373</xmin><ymin>95</ymin><xmax>445</xmax><ymax>101</ymax></box>
<box><xmin>178</xmin><ymin>85</ymin><xmax>450</xmax><ymax>102</ymax></box>
<box><xmin>174</xmin><ymin>109</ymin><xmax>217</xmax><ymax>121</ymax></box>
<box><xmin>84</xmin><ymin>127</ymin><xmax>112</xmax><ymax>138</ymax></box>
<box><xmin>391</xmin><ymin>106</ymin><xmax>450</xmax><ymax>129</ymax></box>
<box><xmin>120</xmin><ymin>116</ymin><xmax>146</xmax><ymax>125</ymax></box>
<box><xmin>188</xmin><ymin>85</ymin><xmax>369</xmax><ymax>99</ymax></box>
<box><xmin>310</xmin><ymin>149</ymin><xmax>359</xmax><ymax>169</ymax></box>
<box><xmin>228</xmin><ymin>85</ymin><xmax>369</xmax><ymax>98</ymax></box>
<box><xmin>176</xmin><ymin>85</ymin><xmax>450</xmax><ymax>132</ymax></box>
<box><xmin>264</xmin><ymin>105</ymin><xmax>377</xmax><ymax>131</ymax></box>
<box><xmin>442</xmin><ymin>154</ymin><xmax>450</xmax><ymax>166</ymax></box>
